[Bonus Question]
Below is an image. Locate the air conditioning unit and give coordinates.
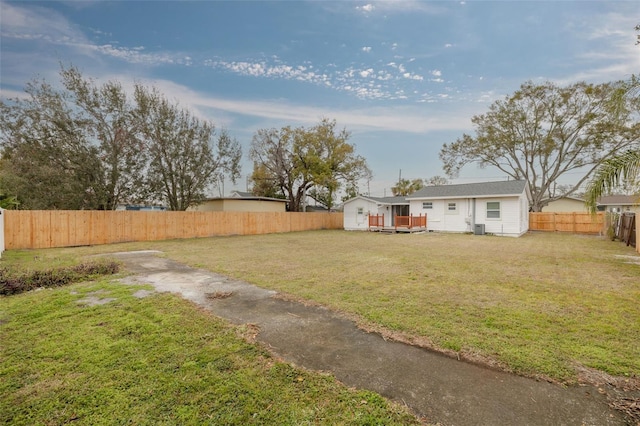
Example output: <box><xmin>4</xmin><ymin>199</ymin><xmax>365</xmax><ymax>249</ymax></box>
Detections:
<box><xmin>474</xmin><ymin>224</ymin><xmax>485</xmax><ymax>235</ymax></box>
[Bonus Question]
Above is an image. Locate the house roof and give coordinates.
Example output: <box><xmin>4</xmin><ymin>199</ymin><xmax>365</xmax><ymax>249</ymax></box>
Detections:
<box><xmin>367</xmin><ymin>196</ymin><xmax>408</xmax><ymax>205</ymax></box>
<box><xmin>407</xmin><ymin>180</ymin><xmax>528</xmax><ymax>200</ymax></box>
<box><xmin>342</xmin><ymin>195</ymin><xmax>408</xmax><ymax>205</ymax></box>
<box><xmin>202</xmin><ymin>195</ymin><xmax>287</xmax><ymax>203</ymax></box>
<box><xmin>597</xmin><ymin>195</ymin><xmax>640</xmax><ymax>206</ymax></box>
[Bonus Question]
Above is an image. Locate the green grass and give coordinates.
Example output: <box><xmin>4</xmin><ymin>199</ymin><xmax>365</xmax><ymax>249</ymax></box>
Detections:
<box><xmin>2</xmin><ymin>230</ymin><xmax>639</xmax><ymax>384</ymax></box>
<box><xmin>0</xmin><ymin>277</ymin><xmax>418</xmax><ymax>425</ymax></box>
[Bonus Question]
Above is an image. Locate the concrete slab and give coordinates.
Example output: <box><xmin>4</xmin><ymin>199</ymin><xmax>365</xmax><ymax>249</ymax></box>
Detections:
<box><xmin>113</xmin><ymin>251</ymin><xmax>628</xmax><ymax>426</ymax></box>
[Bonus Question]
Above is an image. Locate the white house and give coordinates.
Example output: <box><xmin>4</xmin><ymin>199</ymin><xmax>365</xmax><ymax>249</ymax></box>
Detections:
<box><xmin>596</xmin><ymin>195</ymin><xmax>640</xmax><ymax>214</ymax></box>
<box><xmin>406</xmin><ymin>180</ymin><xmax>531</xmax><ymax>237</ymax></box>
<box><xmin>342</xmin><ymin>195</ymin><xmax>409</xmax><ymax>230</ymax></box>
<box><xmin>343</xmin><ymin>180</ymin><xmax>532</xmax><ymax>237</ymax></box>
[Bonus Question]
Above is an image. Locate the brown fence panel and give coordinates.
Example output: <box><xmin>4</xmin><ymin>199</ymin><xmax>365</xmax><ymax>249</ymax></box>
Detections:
<box><xmin>4</xmin><ymin>210</ymin><xmax>344</xmax><ymax>250</ymax></box>
<box><xmin>529</xmin><ymin>212</ymin><xmax>604</xmax><ymax>234</ymax></box>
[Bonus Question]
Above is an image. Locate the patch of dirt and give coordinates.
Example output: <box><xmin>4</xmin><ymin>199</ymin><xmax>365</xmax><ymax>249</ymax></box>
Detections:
<box><xmin>575</xmin><ymin>364</ymin><xmax>640</xmax><ymax>423</ymax></box>
<box><xmin>237</xmin><ymin>323</ymin><xmax>260</xmax><ymax>343</ymax></box>
<box><xmin>206</xmin><ymin>291</ymin><xmax>233</xmax><ymax>300</ymax></box>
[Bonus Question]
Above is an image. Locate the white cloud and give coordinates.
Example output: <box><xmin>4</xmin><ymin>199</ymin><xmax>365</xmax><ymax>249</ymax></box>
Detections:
<box><xmin>431</xmin><ymin>70</ymin><xmax>442</xmax><ymax>77</ymax></box>
<box><xmin>359</xmin><ymin>68</ymin><xmax>374</xmax><ymax>78</ymax></box>
<box><xmin>362</xmin><ymin>46</ymin><xmax>372</xmax><ymax>53</ymax></box>
<box><xmin>357</xmin><ymin>4</ymin><xmax>375</xmax><ymax>13</ymax></box>
<box><xmin>403</xmin><ymin>72</ymin><xmax>423</xmax><ymax>81</ymax></box>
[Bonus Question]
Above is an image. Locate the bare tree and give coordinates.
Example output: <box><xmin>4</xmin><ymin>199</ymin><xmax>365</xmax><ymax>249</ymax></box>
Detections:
<box><xmin>440</xmin><ymin>80</ymin><xmax>640</xmax><ymax>211</ymax></box>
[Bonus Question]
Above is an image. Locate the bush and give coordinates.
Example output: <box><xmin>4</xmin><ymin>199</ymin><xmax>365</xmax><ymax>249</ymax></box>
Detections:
<box><xmin>0</xmin><ymin>261</ymin><xmax>120</xmax><ymax>296</ymax></box>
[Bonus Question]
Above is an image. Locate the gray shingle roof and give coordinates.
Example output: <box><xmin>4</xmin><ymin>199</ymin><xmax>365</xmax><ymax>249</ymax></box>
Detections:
<box><xmin>367</xmin><ymin>196</ymin><xmax>408</xmax><ymax>204</ymax></box>
<box><xmin>597</xmin><ymin>195</ymin><xmax>640</xmax><ymax>206</ymax></box>
<box><xmin>407</xmin><ymin>180</ymin><xmax>527</xmax><ymax>199</ymax></box>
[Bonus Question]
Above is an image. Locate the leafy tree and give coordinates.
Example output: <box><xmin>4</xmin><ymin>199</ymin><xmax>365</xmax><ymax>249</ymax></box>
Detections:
<box><xmin>0</xmin><ymin>191</ymin><xmax>19</xmax><ymax>209</ymax></box>
<box><xmin>1</xmin><ymin>66</ymin><xmax>242</xmax><ymax>211</ymax></box>
<box><xmin>391</xmin><ymin>178</ymin><xmax>424</xmax><ymax>196</ymax></box>
<box><xmin>250</xmin><ymin>119</ymin><xmax>370</xmax><ymax>211</ymax></box>
<box><xmin>341</xmin><ymin>183</ymin><xmax>360</xmax><ymax>202</ymax></box>
<box><xmin>440</xmin><ymin>80</ymin><xmax>640</xmax><ymax>211</ymax></box>
<box><xmin>0</xmin><ymin>78</ymin><xmax>103</xmax><ymax>209</ymax></box>
<box><xmin>134</xmin><ymin>85</ymin><xmax>241</xmax><ymax>211</ymax></box>
<box><xmin>60</xmin><ymin>66</ymin><xmax>148</xmax><ymax>209</ymax></box>
<box><xmin>302</xmin><ymin>119</ymin><xmax>371</xmax><ymax>210</ymax></box>
<box><xmin>424</xmin><ymin>175</ymin><xmax>449</xmax><ymax>186</ymax></box>
<box><xmin>249</xmin><ymin>162</ymin><xmax>285</xmax><ymax>199</ymax></box>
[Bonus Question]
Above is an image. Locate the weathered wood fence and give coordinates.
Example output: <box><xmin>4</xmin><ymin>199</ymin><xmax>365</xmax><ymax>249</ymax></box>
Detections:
<box><xmin>3</xmin><ymin>210</ymin><xmax>344</xmax><ymax>250</ymax></box>
<box><xmin>529</xmin><ymin>212</ymin><xmax>605</xmax><ymax>234</ymax></box>
<box><xmin>613</xmin><ymin>213</ymin><xmax>636</xmax><ymax>248</ymax></box>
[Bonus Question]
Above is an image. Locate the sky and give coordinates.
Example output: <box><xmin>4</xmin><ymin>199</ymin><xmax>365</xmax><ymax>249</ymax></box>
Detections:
<box><xmin>1</xmin><ymin>1</ymin><xmax>639</xmax><ymax>198</ymax></box>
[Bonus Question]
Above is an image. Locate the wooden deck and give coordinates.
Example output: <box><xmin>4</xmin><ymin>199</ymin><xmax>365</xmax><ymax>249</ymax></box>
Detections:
<box><xmin>368</xmin><ymin>214</ymin><xmax>427</xmax><ymax>233</ymax></box>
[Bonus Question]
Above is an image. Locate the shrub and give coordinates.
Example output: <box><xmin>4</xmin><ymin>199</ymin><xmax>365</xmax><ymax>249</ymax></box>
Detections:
<box><xmin>0</xmin><ymin>261</ymin><xmax>120</xmax><ymax>296</ymax></box>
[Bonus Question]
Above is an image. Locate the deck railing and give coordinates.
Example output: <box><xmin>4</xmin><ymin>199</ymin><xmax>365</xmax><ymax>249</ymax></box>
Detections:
<box><xmin>395</xmin><ymin>214</ymin><xmax>427</xmax><ymax>229</ymax></box>
<box><xmin>368</xmin><ymin>214</ymin><xmax>384</xmax><ymax>228</ymax></box>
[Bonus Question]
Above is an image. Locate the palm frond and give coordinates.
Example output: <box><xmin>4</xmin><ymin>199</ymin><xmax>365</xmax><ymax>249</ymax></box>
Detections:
<box><xmin>585</xmin><ymin>150</ymin><xmax>640</xmax><ymax>213</ymax></box>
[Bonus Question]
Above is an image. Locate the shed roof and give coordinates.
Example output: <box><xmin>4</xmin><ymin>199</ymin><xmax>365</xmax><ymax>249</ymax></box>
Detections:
<box><xmin>407</xmin><ymin>180</ymin><xmax>528</xmax><ymax>199</ymax></box>
<box><xmin>597</xmin><ymin>195</ymin><xmax>640</xmax><ymax>206</ymax></box>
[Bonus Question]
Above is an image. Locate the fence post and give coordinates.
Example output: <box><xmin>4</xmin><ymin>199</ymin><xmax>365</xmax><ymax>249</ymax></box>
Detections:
<box><xmin>0</xmin><ymin>208</ymin><xmax>4</xmax><ymax>258</ymax></box>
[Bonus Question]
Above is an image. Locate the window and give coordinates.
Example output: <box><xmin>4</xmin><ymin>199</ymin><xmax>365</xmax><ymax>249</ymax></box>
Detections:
<box><xmin>487</xmin><ymin>201</ymin><xmax>500</xmax><ymax>219</ymax></box>
<box><xmin>357</xmin><ymin>207</ymin><xmax>364</xmax><ymax>215</ymax></box>
<box><xmin>422</xmin><ymin>202</ymin><xmax>433</xmax><ymax>209</ymax></box>
<box><xmin>447</xmin><ymin>202</ymin><xmax>457</xmax><ymax>211</ymax></box>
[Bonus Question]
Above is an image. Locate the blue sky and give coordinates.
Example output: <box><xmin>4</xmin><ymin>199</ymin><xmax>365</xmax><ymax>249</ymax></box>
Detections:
<box><xmin>1</xmin><ymin>1</ymin><xmax>638</xmax><ymax>197</ymax></box>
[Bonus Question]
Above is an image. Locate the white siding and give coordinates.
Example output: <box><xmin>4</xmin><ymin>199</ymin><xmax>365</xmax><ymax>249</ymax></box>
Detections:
<box><xmin>343</xmin><ymin>198</ymin><xmax>388</xmax><ymax>230</ymax></box>
<box><xmin>409</xmin><ymin>192</ymin><xmax>530</xmax><ymax>237</ymax></box>
<box><xmin>410</xmin><ymin>198</ymin><xmax>472</xmax><ymax>233</ymax></box>
<box><xmin>476</xmin><ymin>198</ymin><xmax>521</xmax><ymax>236</ymax></box>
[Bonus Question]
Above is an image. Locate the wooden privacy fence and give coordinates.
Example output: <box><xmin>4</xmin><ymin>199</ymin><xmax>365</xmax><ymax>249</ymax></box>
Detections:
<box><xmin>613</xmin><ymin>213</ymin><xmax>636</xmax><ymax>248</ymax></box>
<box><xmin>4</xmin><ymin>210</ymin><xmax>344</xmax><ymax>250</ymax></box>
<box><xmin>529</xmin><ymin>212</ymin><xmax>605</xmax><ymax>234</ymax></box>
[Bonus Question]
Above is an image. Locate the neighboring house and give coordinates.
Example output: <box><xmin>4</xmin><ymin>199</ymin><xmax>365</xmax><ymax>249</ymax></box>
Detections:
<box><xmin>342</xmin><ymin>195</ymin><xmax>409</xmax><ymax>230</ymax></box>
<box><xmin>406</xmin><ymin>180</ymin><xmax>531</xmax><ymax>237</ymax></box>
<box><xmin>542</xmin><ymin>196</ymin><xmax>588</xmax><ymax>212</ymax></box>
<box><xmin>343</xmin><ymin>180</ymin><xmax>532</xmax><ymax>237</ymax></box>
<box><xmin>189</xmin><ymin>192</ymin><xmax>287</xmax><ymax>212</ymax></box>
<box><xmin>596</xmin><ymin>195</ymin><xmax>640</xmax><ymax>214</ymax></box>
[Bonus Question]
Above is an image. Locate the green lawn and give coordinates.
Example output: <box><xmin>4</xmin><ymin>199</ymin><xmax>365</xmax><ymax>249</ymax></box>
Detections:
<box><xmin>3</xmin><ymin>230</ymin><xmax>639</xmax><ymax>386</ymax></box>
<box><xmin>0</xmin><ymin>276</ymin><xmax>418</xmax><ymax>425</ymax></box>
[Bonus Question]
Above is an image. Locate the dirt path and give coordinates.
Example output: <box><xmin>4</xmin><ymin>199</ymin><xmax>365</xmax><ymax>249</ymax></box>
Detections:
<box><xmin>114</xmin><ymin>251</ymin><xmax>627</xmax><ymax>426</ymax></box>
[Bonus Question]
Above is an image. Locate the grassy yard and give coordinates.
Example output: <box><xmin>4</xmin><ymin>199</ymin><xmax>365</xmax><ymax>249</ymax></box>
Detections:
<box><xmin>2</xmin><ymin>231</ymin><xmax>639</xmax><ymax>387</ymax></box>
<box><xmin>1</xmin><ymin>275</ymin><xmax>418</xmax><ymax>425</ymax></box>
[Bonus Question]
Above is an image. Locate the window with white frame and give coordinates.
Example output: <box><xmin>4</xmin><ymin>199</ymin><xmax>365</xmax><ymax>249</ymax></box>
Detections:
<box><xmin>357</xmin><ymin>207</ymin><xmax>364</xmax><ymax>215</ymax></box>
<box><xmin>422</xmin><ymin>202</ymin><xmax>433</xmax><ymax>209</ymax></box>
<box><xmin>486</xmin><ymin>201</ymin><xmax>500</xmax><ymax>219</ymax></box>
<box><xmin>447</xmin><ymin>202</ymin><xmax>457</xmax><ymax>212</ymax></box>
